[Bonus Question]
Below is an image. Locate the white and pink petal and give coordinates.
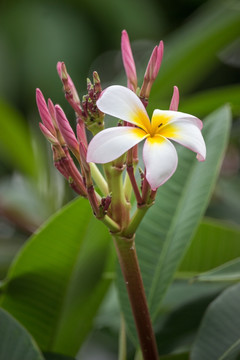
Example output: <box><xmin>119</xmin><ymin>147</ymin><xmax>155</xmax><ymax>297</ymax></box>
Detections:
<box><xmin>87</xmin><ymin>126</ymin><xmax>147</xmax><ymax>164</ymax></box>
<box><xmin>96</xmin><ymin>85</ymin><xmax>151</xmax><ymax>132</ymax></box>
<box><xmin>143</xmin><ymin>136</ymin><xmax>178</xmax><ymax>191</ymax></box>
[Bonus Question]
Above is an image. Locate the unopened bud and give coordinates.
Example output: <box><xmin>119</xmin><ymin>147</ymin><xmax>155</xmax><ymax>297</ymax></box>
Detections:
<box><xmin>56</xmin><ymin>61</ymin><xmax>81</xmax><ymax>113</ymax></box>
<box><xmin>55</xmin><ymin>105</ymin><xmax>80</xmax><ymax>160</ymax></box>
<box><xmin>121</xmin><ymin>30</ymin><xmax>137</xmax><ymax>92</ymax></box>
<box><xmin>87</xmin><ymin>78</ymin><xmax>94</xmax><ymax>97</ymax></box>
<box><xmin>93</xmin><ymin>71</ymin><xmax>102</xmax><ymax>96</ymax></box>
<box><xmin>47</xmin><ymin>98</ymin><xmax>58</xmax><ymax>130</ymax></box>
<box><xmin>39</xmin><ymin>123</ymin><xmax>58</xmax><ymax>145</ymax></box>
<box><xmin>140</xmin><ymin>41</ymin><xmax>164</xmax><ymax>100</ymax></box>
<box><xmin>36</xmin><ymin>89</ymin><xmax>56</xmax><ymax>135</ymax></box>
<box><xmin>79</xmin><ymin>141</ymin><xmax>90</xmax><ymax>173</ymax></box>
<box><xmin>76</xmin><ymin>122</ymin><xmax>88</xmax><ymax>148</ymax></box>
<box><xmin>169</xmin><ymin>86</ymin><xmax>179</xmax><ymax>111</ymax></box>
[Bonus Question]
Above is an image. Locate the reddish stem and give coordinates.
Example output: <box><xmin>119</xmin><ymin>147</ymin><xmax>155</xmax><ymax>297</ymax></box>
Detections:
<box><xmin>113</xmin><ymin>235</ymin><xmax>159</xmax><ymax>360</ymax></box>
<box><xmin>127</xmin><ymin>165</ymin><xmax>142</xmax><ymax>205</ymax></box>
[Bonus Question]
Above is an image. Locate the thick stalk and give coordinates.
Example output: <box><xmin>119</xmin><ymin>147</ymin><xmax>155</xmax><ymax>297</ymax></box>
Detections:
<box><xmin>104</xmin><ymin>162</ymin><xmax>129</xmax><ymax>229</ymax></box>
<box><xmin>113</xmin><ymin>234</ymin><xmax>159</xmax><ymax>360</ymax></box>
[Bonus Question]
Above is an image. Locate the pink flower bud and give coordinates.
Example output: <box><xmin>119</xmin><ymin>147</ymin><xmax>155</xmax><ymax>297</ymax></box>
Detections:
<box><xmin>56</xmin><ymin>61</ymin><xmax>80</xmax><ymax>105</ymax></box>
<box><xmin>36</xmin><ymin>89</ymin><xmax>56</xmax><ymax>135</ymax></box>
<box><xmin>76</xmin><ymin>122</ymin><xmax>88</xmax><ymax>148</ymax></box>
<box><xmin>79</xmin><ymin>141</ymin><xmax>90</xmax><ymax>173</ymax></box>
<box><xmin>39</xmin><ymin>123</ymin><xmax>58</xmax><ymax>145</ymax></box>
<box><xmin>47</xmin><ymin>98</ymin><xmax>60</xmax><ymax>132</ymax></box>
<box><xmin>169</xmin><ymin>86</ymin><xmax>179</xmax><ymax>111</ymax></box>
<box><xmin>153</xmin><ymin>41</ymin><xmax>164</xmax><ymax>80</ymax></box>
<box><xmin>121</xmin><ymin>30</ymin><xmax>137</xmax><ymax>92</ymax></box>
<box><xmin>55</xmin><ymin>105</ymin><xmax>79</xmax><ymax>158</ymax></box>
<box><xmin>140</xmin><ymin>41</ymin><xmax>164</xmax><ymax>100</ymax></box>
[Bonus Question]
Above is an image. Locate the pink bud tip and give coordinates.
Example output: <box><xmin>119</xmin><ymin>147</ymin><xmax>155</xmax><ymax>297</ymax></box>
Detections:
<box><xmin>154</xmin><ymin>41</ymin><xmax>164</xmax><ymax>79</ymax></box>
<box><xmin>121</xmin><ymin>30</ymin><xmax>137</xmax><ymax>91</ymax></box>
<box><xmin>55</xmin><ymin>105</ymin><xmax>79</xmax><ymax>154</ymax></box>
<box><xmin>145</xmin><ymin>40</ymin><xmax>164</xmax><ymax>82</ymax></box>
<box><xmin>36</xmin><ymin>88</ymin><xmax>56</xmax><ymax>135</ymax></box>
<box><xmin>57</xmin><ymin>61</ymin><xmax>64</xmax><ymax>79</ymax></box>
<box><xmin>169</xmin><ymin>86</ymin><xmax>179</xmax><ymax>111</ymax></box>
<box><xmin>39</xmin><ymin>123</ymin><xmax>58</xmax><ymax>145</ymax></box>
<box><xmin>47</xmin><ymin>98</ymin><xmax>58</xmax><ymax>129</ymax></box>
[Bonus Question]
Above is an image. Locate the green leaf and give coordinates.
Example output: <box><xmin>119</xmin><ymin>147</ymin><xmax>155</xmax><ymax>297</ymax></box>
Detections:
<box><xmin>160</xmin><ymin>353</ymin><xmax>189</xmax><ymax>360</ymax></box>
<box><xmin>43</xmin><ymin>353</ymin><xmax>76</xmax><ymax>360</ymax></box>
<box><xmin>191</xmin><ymin>283</ymin><xmax>240</xmax><ymax>360</ymax></box>
<box><xmin>150</xmin><ymin>0</ymin><xmax>240</xmax><ymax>103</ymax></box>
<box><xmin>193</xmin><ymin>258</ymin><xmax>240</xmax><ymax>283</ymax></box>
<box><xmin>180</xmin><ymin>85</ymin><xmax>240</xmax><ymax>118</ymax></box>
<box><xmin>156</xmin><ymin>281</ymin><xmax>225</xmax><ymax>355</ymax></box>
<box><xmin>0</xmin><ymin>198</ymin><xmax>113</xmax><ymax>356</ymax></box>
<box><xmin>117</xmin><ymin>106</ymin><xmax>231</xmax><ymax>343</ymax></box>
<box><xmin>179</xmin><ymin>219</ymin><xmax>240</xmax><ymax>275</ymax></box>
<box><xmin>0</xmin><ymin>307</ymin><xmax>44</xmax><ymax>360</ymax></box>
<box><xmin>0</xmin><ymin>99</ymin><xmax>36</xmax><ymax>176</ymax></box>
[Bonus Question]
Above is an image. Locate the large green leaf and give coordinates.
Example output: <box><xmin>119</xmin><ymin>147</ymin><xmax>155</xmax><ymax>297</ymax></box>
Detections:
<box><xmin>150</xmin><ymin>0</ymin><xmax>240</xmax><ymax>104</ymax></box>
<box><xmin>180</xmin><ymin>85</ymin><xmax>240</xmax><ymax>118</ymax></box>
<box><xmin>0</xmin><ymin>99</ymin><xmax>36</xmax><ymax>176</ymax></box>
<box><xmin>0</xmin><ymin>308</ymin><xmax>44</xmax><ymax>360</ymax></box>
<box><xmin>191</xmin><ymin>283</ymin><xmax>240</xmax><ymax>360</ymax></box>
<box><xmin>116</xmin><ymin>106</ymin><xmax>231</xmax><ymax>343</ymax></box>
<box><xmin>194</xmin><ymin>258</ymin><xmax>240</xmax><ymax>283</ymax></box>
<box><xmin>0</xmin><ymin>198</ymin><xmax>113</xmax><ymax>356</ymax></box>
<box><xmin>179</xmin><ymin>219</ymin><xmax>240</xmax><ymax>275</ymax></box>
<box><xmin>43</xmin><ymin>353</ymin><xmax>76</xmax><ymax>360</ymax></box>
<box><xmin>155</xmin><ymin>280</ymin><xmax>225</xmax><ymax>355</ymax></box>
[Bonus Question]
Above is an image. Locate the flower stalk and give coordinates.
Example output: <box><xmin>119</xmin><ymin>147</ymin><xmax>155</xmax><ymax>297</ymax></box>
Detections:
<box><xmin>113</xmin><ymin>234</ymin><xmax>159</xmax><ymax>360</ymax></box>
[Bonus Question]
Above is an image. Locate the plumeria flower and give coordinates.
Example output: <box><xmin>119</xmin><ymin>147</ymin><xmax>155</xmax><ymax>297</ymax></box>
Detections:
<box><xmin>87</xmin><ymin>85</ymin><xmax>206</xmax><ymax>191</ymax></box>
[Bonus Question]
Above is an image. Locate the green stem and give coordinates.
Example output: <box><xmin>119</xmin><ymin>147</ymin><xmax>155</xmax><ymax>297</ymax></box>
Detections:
<box><xmin>118</xmin><ymin>314</ymin><xmax>127</xmax><ymax>360</ymax></box>
<box><xmin>123</xmin><ymin>171</ymin><xmax>132</xmax><ymax>203</ymax></box>
<box><xmin>134</xmin><ymin>349</ymin><xmax>143</xmax><ymax>360</ymax></box>
<box><xmin>104</xmin><ymin>162</ymin><xmax>129</xmax><ymax>229</ymax></box>
<box><xmin>90</xmin><ymin>163</ymin><xmax>109</xmax><ymax>196</ymax></box>
<box><xmin>100</xmin><ymin>214</ymin><xmax>121</xmax><ymax>233</ymax></box>
<box><xmin>123</xmin><ymin>206</ymin><xmax>149</xmax><ymax>237</ymax></box>
<box><xmin>113</xmin><ymin>234</ymin><xmax>159</xmax><ymax>360</ymax></box>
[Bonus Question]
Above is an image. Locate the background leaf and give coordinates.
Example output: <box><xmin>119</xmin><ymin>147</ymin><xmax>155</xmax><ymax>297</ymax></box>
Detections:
<box><xmin>150</xmin><ymin>0</ymin><xmax>240</xmax><ymax>103</ymax></box>
<box><xmin>0</xmin><ymin>307</ymin><xmax>44</xmax><ymax>360</ymax></box>
<box><xmin>194</xmin><ymin>258</ymin><xmax>240</xmax><ymax>282</ymax></box>
<box><xmin>0</xmin><ymin>100</ymin><xmax>36</xmax><ymax>177</ymax></box>
<box><xmin>179</xmin><ymin>218</ymin><xmax>240</xmax><ymax>275</ymax></box>
<box><xmin>180</xmin><ymin>85</ymin><xmax>240</xmax><ymax>118</ymax></box>
<box><xmin>43</xmin><ymin>353</ymin><xmax>76</xmax><ymax>360</ymax></box>
<box><xmin>191</xmin><ymin>283</ymin><xmax>240</xmax><ymax>360</ymax></box>
<box><xmin>117</xmin><ymin>106</ymin><xmax>231</xmax><ymax>343</ymax></box>
<box><xmin>155</xmin><ymin>280</ymin><xmax>226</xmax><ymax>355</ymax></box>
<box><xmin>0</xmin><ymin>198</ymin><xmax>113</xmax><ymax>356</ymax></box>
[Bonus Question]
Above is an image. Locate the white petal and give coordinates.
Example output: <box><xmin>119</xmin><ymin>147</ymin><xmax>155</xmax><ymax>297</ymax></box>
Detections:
<box><xmin>87</xmin><ymin>126</ymin><xmax>147</xmax><ymax>164</ymax></box>
<box><xmin>143</xmin><ymin>136</ymin><xmax>178</xmax><ymax>190</ymax></box>
<box><xmin>97</xmin><ymin>85</ymin><xmax>151</xmax><ymax>132</ymax></box>
<box><xmin>161</xmin><ymin>120</ymin><xmax>206</xmax><ymax>162</ymax></box>
<box><xmin>152</xmin><ymin>109</ymin><xmax>203</xmax><ymax>131</ymax></box>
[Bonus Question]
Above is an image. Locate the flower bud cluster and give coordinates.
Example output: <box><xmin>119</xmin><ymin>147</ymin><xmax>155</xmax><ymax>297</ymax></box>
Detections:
<box><xmin>36</xmin><ymin>30</ymin><xmax>176</xmax><ymax>234</ymax></box>
<box><xmin>36</xmin><ymin>88</ymin><xmax>87</xmax><ymax>197</ymax></box>
<box><xmin>37</xmin><ymin>74</ymin><xmax>113</xmax><ymax>228</ymax></box>
<box><xmin>57</xmin><ymin>62</ymin><xmax>104</xmax><ymax>135</ymax></box>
